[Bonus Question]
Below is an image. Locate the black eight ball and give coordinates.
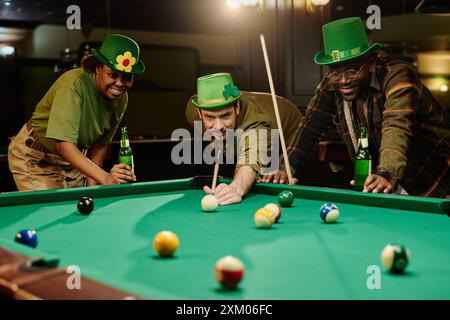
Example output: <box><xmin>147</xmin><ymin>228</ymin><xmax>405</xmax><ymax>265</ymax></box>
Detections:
<box><xmin>77</xmin><ymin>197</ymin><xmax>94</xmax><ymax>215</ymax></box>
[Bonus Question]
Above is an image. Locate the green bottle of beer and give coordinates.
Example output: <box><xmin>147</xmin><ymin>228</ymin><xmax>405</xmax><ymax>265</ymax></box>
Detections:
<box><xmin>119</xmin><ymin>127</ymin><xmax>134</xmax><ymax>173</ymax></box>
<box><xmin>354</xmin><ymin>127</ymin><xmax>371</xmax><ymax>191</ymax></box>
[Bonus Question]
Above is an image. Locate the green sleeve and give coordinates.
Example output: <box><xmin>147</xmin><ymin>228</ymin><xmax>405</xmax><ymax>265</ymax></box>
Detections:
<box><xmin>46</xmin><ymin>86</ymin><xmax>82</xmax><ymax>144</ymax></box>
<box><xmin>235</xmin><ymin>125</ymin><xmax>272</xmax><ymax>176</ymax></box>
<box><xmin>376</xmin><ymin>85</ymin><xmax>419</xmax><ymax>184</ymax></box>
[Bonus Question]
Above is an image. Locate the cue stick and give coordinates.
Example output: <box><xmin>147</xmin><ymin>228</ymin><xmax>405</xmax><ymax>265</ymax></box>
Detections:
<box><xmin>259</xmin><ymin>34</ymin><xmax>294</xmax><ymax>184</ymax></box>
<box><xmin>211</xmin><ymin>149</ymin><xmax>222</xmax><ymax>193</ymax></box>
<box><xmin>0</xmin><ymin>278</ymin><xmax>41</xmax><ymax>300</ymax></box>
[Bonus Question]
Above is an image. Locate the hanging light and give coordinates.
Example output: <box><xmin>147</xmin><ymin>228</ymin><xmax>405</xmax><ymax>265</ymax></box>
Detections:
<box><xmin>311</xmin><ymin>0</ymin><xmax>329</xmax><ymax>5</ymax></box>
<box><xmin>226</xmin><ymin>0</ymin><xmax>263</xmax><ymax>10</ymax></box>
<box><xmin>306</xmin><ymin>0</ymin><xmax>329</xmax><ymax>13</ymax></box>
<box><xmin>0</xmin><ymin>44</ymin><xmax>15</xmax><ymax>57</ymax></box>
<box><xmin>226</xmin><ymin>0</ymin><xmax>259</xmax><ymax>8</ymax></box>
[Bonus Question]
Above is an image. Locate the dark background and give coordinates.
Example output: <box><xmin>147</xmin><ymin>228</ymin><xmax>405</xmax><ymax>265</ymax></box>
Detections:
<box><xmin>1</xmin><ymin>0</ymin><xmax>449</xmax><ymax>192</ymax></box>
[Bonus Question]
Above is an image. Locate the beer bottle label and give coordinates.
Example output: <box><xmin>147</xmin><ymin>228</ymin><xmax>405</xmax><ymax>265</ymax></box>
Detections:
<box><xmin>361</xmin><ymin>138</ymin><xmax>368</xmax><ymax>148</ymax></box>
<box><xmin>120</xmin><ymin>140</ymin><xmax>130</xmax><ymax>148</ymax></box>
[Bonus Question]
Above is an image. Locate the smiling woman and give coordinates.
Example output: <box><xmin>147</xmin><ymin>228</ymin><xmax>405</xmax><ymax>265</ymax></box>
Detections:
<box><xmin>7</xmin><ymin>34</ymin><xmax>145</xmax><ymax>192</ymax></box>
<box><xmin>94</xmin><ymin>65</ymin><xmax>134</xmax><ymax>100</ymax></box>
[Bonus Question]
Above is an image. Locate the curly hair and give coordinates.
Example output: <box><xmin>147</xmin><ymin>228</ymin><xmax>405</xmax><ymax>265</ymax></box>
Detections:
<box><xmin>81</xmin><ymin>54</ymin><xmax>102</xmax><ymax>73</ymax></box>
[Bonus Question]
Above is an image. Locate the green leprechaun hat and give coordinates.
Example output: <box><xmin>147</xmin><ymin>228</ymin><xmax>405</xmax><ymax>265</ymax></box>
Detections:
<box><xmin>192</xmin><ymin>73</ymin><xmax>241</xmax><ymax>109</ymax></box>
<box><xmin>314</xmin><ymin>17</ymin><xmax>380</xmax><ymax>65</ymax></box>
<box><xmin>92</xmin><ymin>34</ymin><xmax>145</xmax><ymax>74</ymax></box>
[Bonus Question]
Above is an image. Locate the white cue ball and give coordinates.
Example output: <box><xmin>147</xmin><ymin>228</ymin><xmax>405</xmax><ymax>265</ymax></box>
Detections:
<box><xmin>264</xmin><ymin>203</ymin><xmax>282</xmax><ymax>222</ymax></box>
<box><xmin>201</xmin><ymin>194</ymin><xmax>218</xmax><ymax>212</ymax></box>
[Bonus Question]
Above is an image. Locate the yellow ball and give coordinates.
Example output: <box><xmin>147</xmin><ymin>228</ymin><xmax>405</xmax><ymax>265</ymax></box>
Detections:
<box><xmin>153</xmin><ymin>231</ymin><xmax>179</xmax><ymax>257</ymax></box>
<box><xmin>254</xmin><ymin>208</ymin><xmax>276</xmax><ymax>228</ymax></box>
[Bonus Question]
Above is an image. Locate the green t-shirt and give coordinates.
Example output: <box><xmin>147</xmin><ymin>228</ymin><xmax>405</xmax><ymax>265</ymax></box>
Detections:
<box><xmin>185</xmin><ymin>91</ymin><xmax>303</xmax><ymax>175</ymax></box>
<box><xmin>30</xmin><ymin>68</ymin><xmax>128</xmax><ymax>154</ymax></box>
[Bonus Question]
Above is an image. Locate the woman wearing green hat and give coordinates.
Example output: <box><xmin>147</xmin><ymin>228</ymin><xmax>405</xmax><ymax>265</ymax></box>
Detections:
<box><xmin>265</xmin><ymin>17</ymin><xmax>449</xmax><ymax>197</ymax></box>
<box><xmin>8</xmin><ymin>34</ymin><xmax>145</xmax><ymax>191</ymax></box>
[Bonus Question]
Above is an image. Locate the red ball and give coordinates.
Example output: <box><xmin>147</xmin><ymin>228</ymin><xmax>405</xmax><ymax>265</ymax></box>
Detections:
<box><xmin>214</xmin><ymin>256</ymin><xmax>244</xmax><ymax>289</ymax></box>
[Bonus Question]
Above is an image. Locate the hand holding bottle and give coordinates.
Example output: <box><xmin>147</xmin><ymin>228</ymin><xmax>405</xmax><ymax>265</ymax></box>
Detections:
<box><xmin>110</xmin><ymin>163</ymin><xmax>136</xmax><ymax>183</ymax></box>
<box><xmin>350</xmin><ymin>174</ymin><xmax>394</xmax><ymax>194</ymax></box>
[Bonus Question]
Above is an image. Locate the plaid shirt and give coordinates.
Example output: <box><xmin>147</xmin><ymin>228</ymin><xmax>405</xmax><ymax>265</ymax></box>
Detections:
<box><xmin>288</xmin><ymin>50</ymin><xmax>450</xmax><ymax>197</ymax></box>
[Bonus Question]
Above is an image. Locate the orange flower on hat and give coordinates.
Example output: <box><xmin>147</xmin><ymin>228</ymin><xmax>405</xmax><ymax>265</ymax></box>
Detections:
<box><xmin>116</xmin><ymin>51</ymin><xmax>136</xmax><ymax>73</ymax></box>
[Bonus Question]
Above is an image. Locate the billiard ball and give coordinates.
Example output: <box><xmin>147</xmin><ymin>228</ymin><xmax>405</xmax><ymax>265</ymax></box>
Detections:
<box><xmin>381</xmin><ymin>244</ymin><xmax>410</xmax><ymax>273</ymax></box>
<box><xmin>319</xmin><ymin>203</ymin><xmax>340</xmax><ymax>223</ymax></box>
<box><xmin>214</xmin><ymin>255</ymin><xmax>244</xmax><ymax>289</ymax></box>
<box><xmin>153</xmin><ymin>231</ymin><xmax>179</xmax><ymax>257</ymax></box>
<box><xmin>15</xmin><ymin>229</ymin><xmax>38</xmax><ymax>248</ymax></box>
<box><xmin>264</xmin><ymin>203</ymin><xmax>282</xmax><ymax>223</ymax></box>
<box><xmin>254</xmin><ymin>208</ymin><xmax>276</xmax><ymax>228</ymax></box>
<box><xmin>201</xmin><ymin>194</ymin><xmax>218</xmax><ymax>212</ymax></box>
<box><xmin>277</xmin><ymin>190</ymin><xmax>294</xmax><ymax>207</ymax></box>
<box><xmin>77</xmin><ymin>197</ymin><xmax>94</xmax><ymax>215</ymax></box>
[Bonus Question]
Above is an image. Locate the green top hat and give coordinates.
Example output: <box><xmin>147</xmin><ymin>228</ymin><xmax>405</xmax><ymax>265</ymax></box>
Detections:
<box><xmin>314</xmin><ymin>17</ymin><xmax>380</xmax><ymax>65</ymax></box>
<box><xmin>92</xmin><ymin>34</ymin><xmax>145</xmax><ymax>74</ymax></box>
<box><xmin>192</xmin><ymin>73</ymin><xmax>241</xmax><ymax>109</ymax></box>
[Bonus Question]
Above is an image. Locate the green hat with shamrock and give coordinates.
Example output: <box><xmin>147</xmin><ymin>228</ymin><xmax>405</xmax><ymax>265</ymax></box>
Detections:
<box><xmin>314</xmin><ymin>17</ymin><xmax>380</xmax><ymax>65</ymax></box>
<box><xmin>92</xmin><ymin>34</ymin><xmax>145</xmax><ymax>74</ymax></box>
<box><xmin>192</xmin><ymin>73</ymin><xmax>241</xmax><ymax>109</ymax></box>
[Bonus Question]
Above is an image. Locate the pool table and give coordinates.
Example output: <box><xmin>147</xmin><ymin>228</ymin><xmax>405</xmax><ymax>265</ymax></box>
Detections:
<box><xmin>0</xmin><ymin>177</ymin><xmax>449</xmax><ymax>300</ymax></box>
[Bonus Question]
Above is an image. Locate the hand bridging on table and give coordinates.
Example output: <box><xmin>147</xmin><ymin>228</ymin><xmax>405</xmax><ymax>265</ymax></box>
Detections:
<box><xmin>203</xmin><ymin>183</ymin><xmax>242</xmax><ymax>206</ymax></box>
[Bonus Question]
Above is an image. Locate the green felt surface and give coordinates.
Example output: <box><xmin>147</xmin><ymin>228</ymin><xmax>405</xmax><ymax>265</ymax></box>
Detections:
<box><xmin>1</xmin><ymin>179</ymin><xmax>450</xmax><ymax>299</ymax></box>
